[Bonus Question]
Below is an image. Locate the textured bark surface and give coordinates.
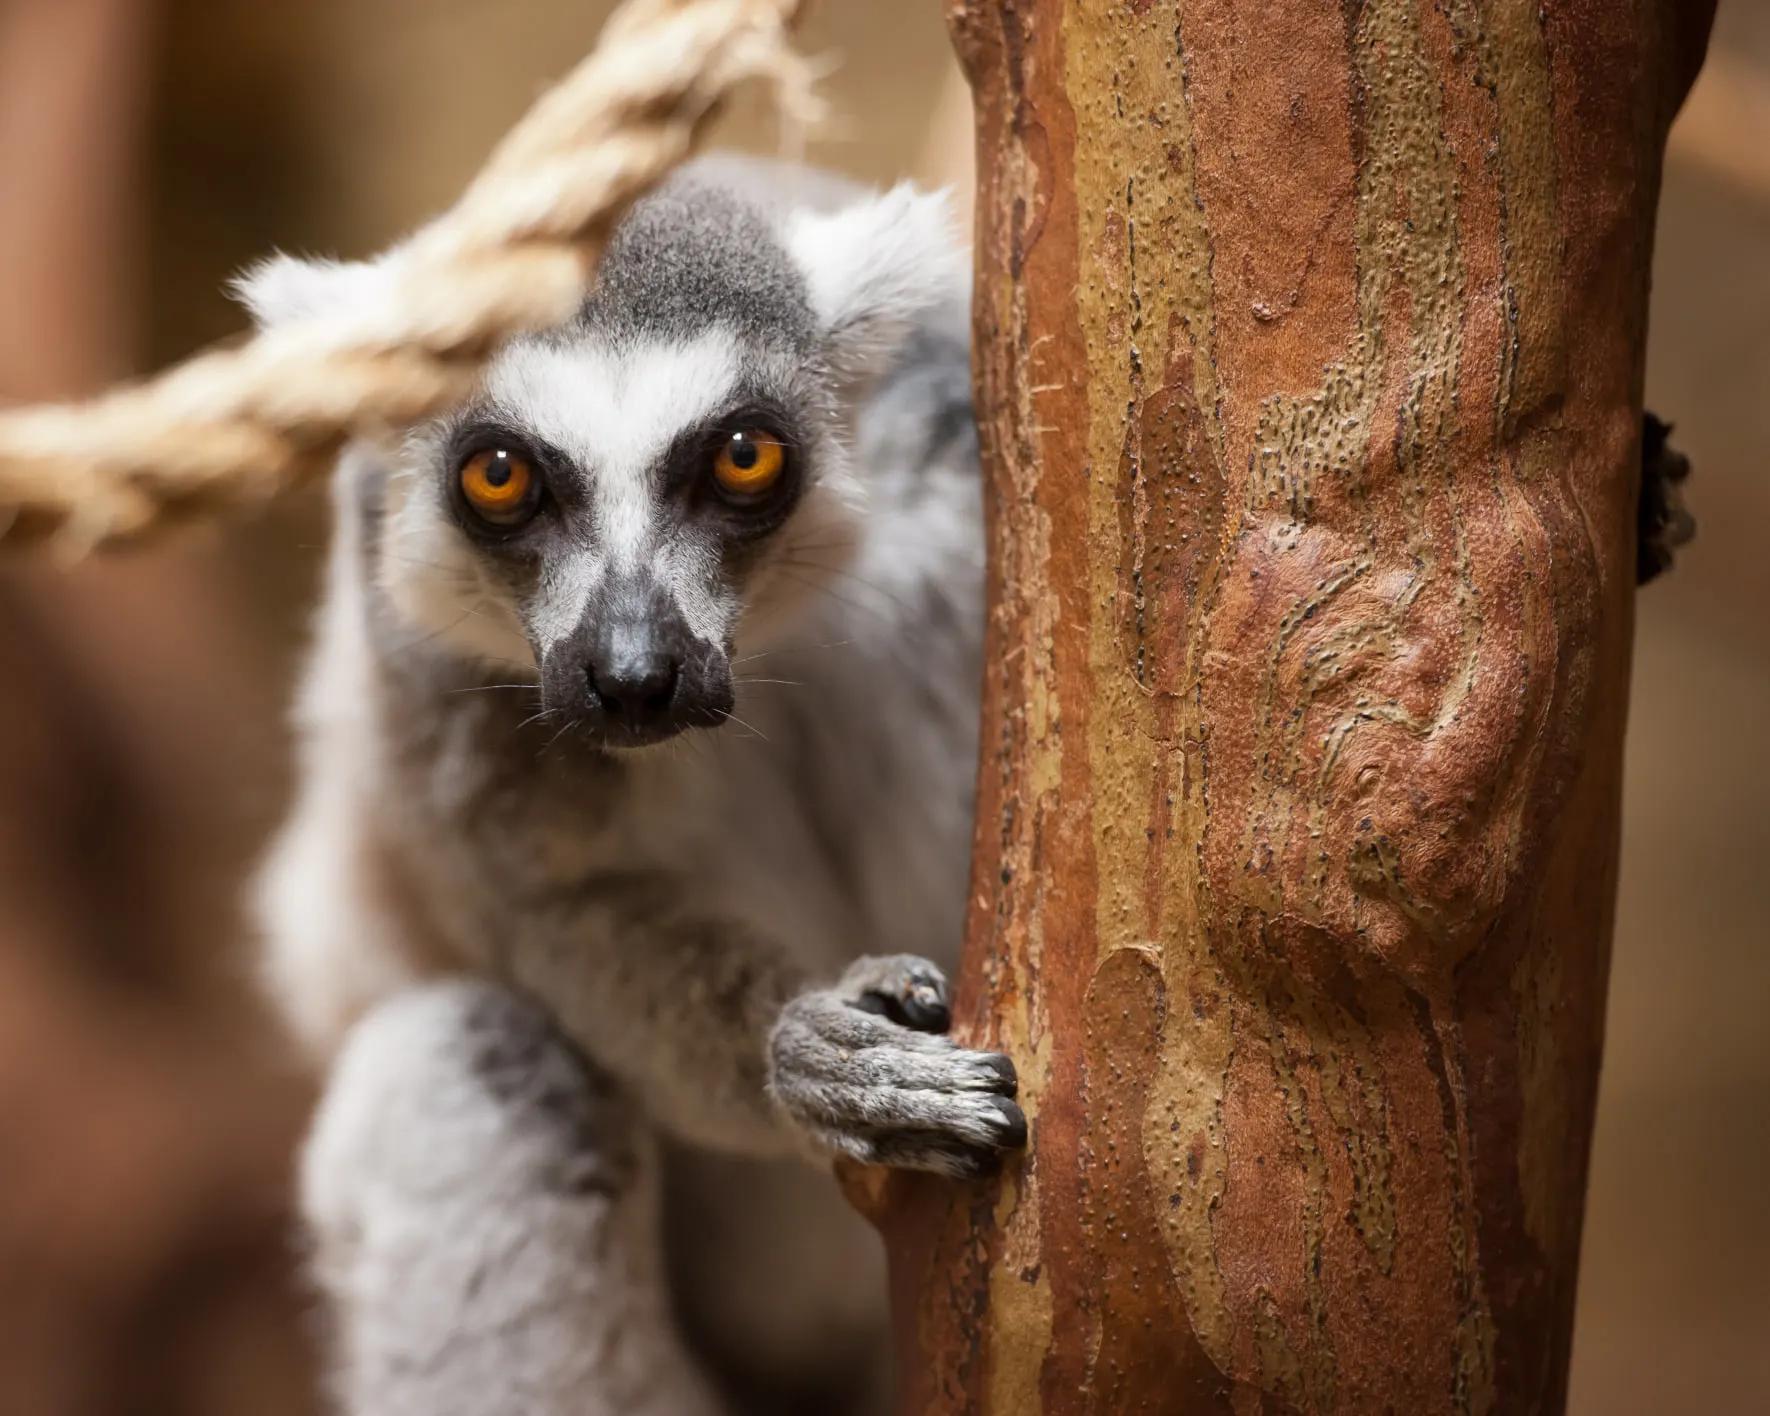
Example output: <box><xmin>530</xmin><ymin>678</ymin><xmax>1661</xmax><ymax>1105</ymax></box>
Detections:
<box><xmin>850</xmin><ymin>2</ymin><xmax>1716</xmax><ymax>1413</ymax></box>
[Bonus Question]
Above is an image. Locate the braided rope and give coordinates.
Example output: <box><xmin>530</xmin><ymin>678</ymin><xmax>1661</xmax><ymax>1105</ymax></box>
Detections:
<box><xmin>0</xmin><ymin>0</ymin><xmax>813</xmax><ymax>555</ymax></box>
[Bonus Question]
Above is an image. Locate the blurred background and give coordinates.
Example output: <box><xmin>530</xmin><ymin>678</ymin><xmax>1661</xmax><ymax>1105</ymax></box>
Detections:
<box><xmin>0</xmin><ymin>1</ymin><xmax>1761</xmax><ymax>1413</ymax></box>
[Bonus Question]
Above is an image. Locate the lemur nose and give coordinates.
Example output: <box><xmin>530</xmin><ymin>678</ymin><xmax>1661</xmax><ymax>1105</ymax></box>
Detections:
<box><xmin>587</xmin><ymin>654</ymin><xmax>680</xmax><ymax>722</ymax></box>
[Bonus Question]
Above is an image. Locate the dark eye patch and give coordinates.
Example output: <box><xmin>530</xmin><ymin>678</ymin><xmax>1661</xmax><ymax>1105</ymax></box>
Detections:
<box><xmin>439</xmin><ymin>417</ymin><xmax>578</xmax><ymax>547</ymax></box>
<box><xmin>655</xmin><ymin>393</ymin><xmax>807</xmax><ymax>541</ymax></box>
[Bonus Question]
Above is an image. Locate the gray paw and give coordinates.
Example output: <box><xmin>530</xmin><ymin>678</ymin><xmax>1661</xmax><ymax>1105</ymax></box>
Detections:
<box><xmin>768</xmin><ymin>955</ymin><xmax>1026</xmax><ymax>1179</ymax></box>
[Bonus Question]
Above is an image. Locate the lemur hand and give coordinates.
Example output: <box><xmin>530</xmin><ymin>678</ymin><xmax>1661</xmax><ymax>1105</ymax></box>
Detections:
<box><xmin>768</xmin><ymin>955</ymin><xmax>1026</xmax><ymax>1179</ymax></box>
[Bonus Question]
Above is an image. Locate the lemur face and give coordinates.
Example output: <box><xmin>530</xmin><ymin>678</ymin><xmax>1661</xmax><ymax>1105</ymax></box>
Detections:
<box><xmin>383</xmin><ymin>214</ymin><xmax>852</xmax><ymax>748</ymax></box>
<box><xmin>237</xmin><ymin>159</ymin><xmax>961</xmax><ymax>748</ymax></box>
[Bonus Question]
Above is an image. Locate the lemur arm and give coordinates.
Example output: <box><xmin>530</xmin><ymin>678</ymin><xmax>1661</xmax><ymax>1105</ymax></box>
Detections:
<box><xmin>503</xmin><ymin>880</ymin><xmax>1025</xmax><ymax>1176</ymax></box>
<box><xmin>505</xmin><ymin>882</ymin><xmax>802</xmax><ymax>1156</ymax></box>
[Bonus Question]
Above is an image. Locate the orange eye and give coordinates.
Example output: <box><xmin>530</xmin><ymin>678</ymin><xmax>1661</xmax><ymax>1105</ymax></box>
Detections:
<box><xmin>712</xmin><ymin>430</ymin><xmax>786</xmax><ymax>499</ymax></box>
<box><xmin>459</xmin><ymin>448</ymin><xmax>537</xmax><ymax>526</ymax></box>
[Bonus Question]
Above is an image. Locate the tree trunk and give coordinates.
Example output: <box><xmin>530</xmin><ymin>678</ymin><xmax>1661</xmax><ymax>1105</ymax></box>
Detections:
<box><xmin>847</xmin><ymin>1</ymin><xmax>1717</xmax><ymax>1412</ymax></box>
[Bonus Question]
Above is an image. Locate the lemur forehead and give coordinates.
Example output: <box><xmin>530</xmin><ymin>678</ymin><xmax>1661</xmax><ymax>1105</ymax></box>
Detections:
<box><xmin>569</xmin><ymin>171</ymin><xmax>819</xmax><ymax>354</ymax></box>
<box><xmin>477</xmin><ymin>330</ymin><xmax>745</xmax><ymax>482</ymax></box>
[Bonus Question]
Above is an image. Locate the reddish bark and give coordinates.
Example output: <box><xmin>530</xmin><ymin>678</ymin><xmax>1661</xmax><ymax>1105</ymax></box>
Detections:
<box><xmin>849</xmin><ymin>2</ymin><xmax>1717</xmax><ymax>1412</ymax></box>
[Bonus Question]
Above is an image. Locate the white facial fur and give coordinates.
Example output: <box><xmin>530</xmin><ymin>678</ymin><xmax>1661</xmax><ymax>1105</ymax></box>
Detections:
<box><xmin>234</xmin><ymin>164</ymin><xmax>958</xmax><ymax>689</ymax></box>
<box><xmin>363</xmin><ymin>333</ymin><xmax>869</xmax><ymax>681</ymax></box>
<box><xmin>485</xmin><ymin>332</ymin><xmax>743</xmax><ymax>656</ymax></box>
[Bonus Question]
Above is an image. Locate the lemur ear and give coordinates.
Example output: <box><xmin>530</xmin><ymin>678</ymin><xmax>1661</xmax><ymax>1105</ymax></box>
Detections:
<box><xmin>230</xmin><ymin>253</ymin><xmax>391</xmax><ymax>331</ymax></box>
<box><xmin>785</xmin><ymin>184</ymin><xmax>966</xmax><ymax>380</ymax></box>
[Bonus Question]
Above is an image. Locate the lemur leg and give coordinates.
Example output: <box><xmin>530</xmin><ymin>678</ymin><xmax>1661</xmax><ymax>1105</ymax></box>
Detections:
<box><xmin>301</xmin><ymin>980</ymin><xmax>726</xmax><ymax>1416</ymax></box>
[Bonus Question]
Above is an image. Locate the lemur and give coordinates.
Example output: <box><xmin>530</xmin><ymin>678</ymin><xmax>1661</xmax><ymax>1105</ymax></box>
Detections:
<box><xmin>244</xmin><ymin>154</ymin><xmax>1018</xmax><ymax>1415</ymax></box>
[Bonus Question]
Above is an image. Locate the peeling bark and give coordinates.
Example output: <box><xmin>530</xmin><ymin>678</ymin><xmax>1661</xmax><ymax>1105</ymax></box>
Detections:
<box><xmin>849</xmin><ymin>2</ymin><xmax>1716</xmax><ymax>1412</ymax></box>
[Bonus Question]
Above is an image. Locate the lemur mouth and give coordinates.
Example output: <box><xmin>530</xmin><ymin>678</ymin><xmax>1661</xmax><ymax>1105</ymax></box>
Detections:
<box><xmin>569</xmin><ymin>694</ymin><xmax>735</xmax><ymax>752</ymax></box>
<box><xmin>584</xmin><ymin>717</ymin><xmax>716</xmax><ymax>751</ymax></box>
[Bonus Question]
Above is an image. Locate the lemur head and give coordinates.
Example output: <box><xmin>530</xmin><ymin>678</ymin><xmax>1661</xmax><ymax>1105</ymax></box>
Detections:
<box><xmin>238</xmin><ymin>158</ymin><xmax>962</xmax><ymax>748</ymax></box>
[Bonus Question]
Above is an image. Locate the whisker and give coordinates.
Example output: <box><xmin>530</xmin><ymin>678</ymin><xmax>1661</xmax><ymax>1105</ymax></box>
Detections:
<box><xmin>722</xmin><ymin>711</ymin><xmax>770</xmax><ymax>743</ymax></box>
<box><xmin>379</xmin><ymin>552</ymin><xmax>478</xmax><ymax>576</ymax></box>
<box><xmin>783</xmin><ymin>561</ymin><xmax>931</xmax><ymax>615</ymax></box>
<box><xmin>470</xmin><ymin>650</ymin><xmax>542</xmax><ymax>675</ymax></box>
<box><xmin>730</xmin><ymin>638</ymin><xmax>854</xmax><ymax>667</ymax></box>
<box><xmin>384</xmin><ymin>607</ymin><xmax>479</xmax><ymax>659</ymax></box>
<box><xmin>772</xmin><ymin>569</ymin><xmax>897</xmax><ymax>628</ymax></box>
<box><xmin>672</xmin><ymin>733</ymin><xmax>709</xmax><ymax>766</ymax></box>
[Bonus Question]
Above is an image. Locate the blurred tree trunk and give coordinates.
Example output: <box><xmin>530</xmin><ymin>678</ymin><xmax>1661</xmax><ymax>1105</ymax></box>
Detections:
<box><xmin>852</xmin><ymin>1</ymin><xmax>1717</xmax><ymax>1413</ymax></box>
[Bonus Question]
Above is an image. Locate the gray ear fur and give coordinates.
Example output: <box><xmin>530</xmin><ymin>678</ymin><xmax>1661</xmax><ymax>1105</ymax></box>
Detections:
<box><xmin>236</xmin><ymin>184</ymin><xmax>967</xmax><ymax>361</ymax></box>
<box><xmin>785</xmin><ymin>184</ymin><xmax>966</xmax><ymax>379</ymax></box>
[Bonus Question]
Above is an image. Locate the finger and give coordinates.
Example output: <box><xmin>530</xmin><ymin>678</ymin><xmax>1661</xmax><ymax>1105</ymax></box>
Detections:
<box><xmin>786</xmin><ymin>1084</ymin><xmax>1026</xmax><ymax>1151</ymax></box>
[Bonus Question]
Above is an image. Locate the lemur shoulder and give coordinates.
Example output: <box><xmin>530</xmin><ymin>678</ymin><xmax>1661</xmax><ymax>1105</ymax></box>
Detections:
<box><xmin>247</xmin><ymin>154</ymin><xmax>1016</xmax><ymax>1414</ymax></box>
